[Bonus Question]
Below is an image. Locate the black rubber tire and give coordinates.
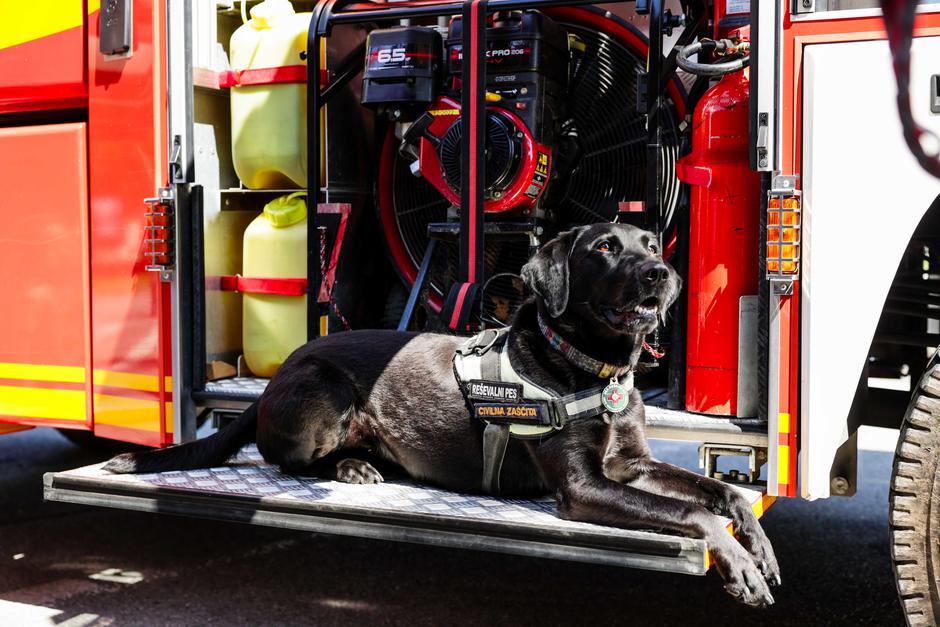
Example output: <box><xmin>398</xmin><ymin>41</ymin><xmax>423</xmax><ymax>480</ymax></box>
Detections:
<box><xmin>890</xmin><ymin>362</ymin><xmax>940</xmax><ymax>626</ymax></box>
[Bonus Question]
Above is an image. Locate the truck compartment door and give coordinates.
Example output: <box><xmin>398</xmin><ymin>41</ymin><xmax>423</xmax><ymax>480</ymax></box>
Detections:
<box><xmin>801</xmin><ymin>37</ymin><xmax>940</xmax><ymax>499</ymax></box>
<box><xmin>0</xmin><ymin>124</ymin><xmax>92</xmax><ymax>430</ymax></box>
<box><xmin>87</xmin><ymin>0</ymin><xmax>173</xmax><ymax>447</ymax></box>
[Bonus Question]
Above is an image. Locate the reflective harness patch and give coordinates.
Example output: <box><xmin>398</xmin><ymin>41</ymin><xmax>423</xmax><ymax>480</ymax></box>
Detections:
<box><xmin>466</xmin><ymin>380</ymin><xmax>522</xmax><ymax>403</ymax></box>
<box><xmin>454</xmin><ymin>327</ymin><xmax>634</xmax><ymax>494</ymax></box>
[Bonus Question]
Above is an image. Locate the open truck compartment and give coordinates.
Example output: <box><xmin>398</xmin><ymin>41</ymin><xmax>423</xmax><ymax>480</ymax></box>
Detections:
<box><xmin>180</xmin><ymin>0</ymin><xmax>769</xmax><ymax>469</ymax></box>
<box><xmin>44</xmin><ymin>445</ymin><xmax>771</xmax><ymax>576</ymax></box>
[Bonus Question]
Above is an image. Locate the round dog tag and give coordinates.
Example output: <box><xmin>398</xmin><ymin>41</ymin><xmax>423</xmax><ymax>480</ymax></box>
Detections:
<box><xmin>602</xmin><ymin>377</ymin><xmax>629</xmax><ymax>413</ymax></box>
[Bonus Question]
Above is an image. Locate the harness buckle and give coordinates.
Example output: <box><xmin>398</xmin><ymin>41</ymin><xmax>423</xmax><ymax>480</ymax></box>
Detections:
<box><xmin>456</xmin><ymin>329</ymin><xmax>503</xmax><ymax>357</ymax></box>
<box><xmin>545</xmin><ymin>401</ymin><xmax>564</xmax><ymax>429</ymax></box>
<box><xmin>472</xmin><ymin>328</ymin><xmax>502</xmax><ymax>355</ymax></box>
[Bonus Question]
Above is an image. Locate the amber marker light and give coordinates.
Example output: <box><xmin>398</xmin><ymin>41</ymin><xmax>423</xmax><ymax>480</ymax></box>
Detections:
<box><xmin>767</xmin><ymin>195</ymin><xmax>801</xmax><ymax>278</ymax></box>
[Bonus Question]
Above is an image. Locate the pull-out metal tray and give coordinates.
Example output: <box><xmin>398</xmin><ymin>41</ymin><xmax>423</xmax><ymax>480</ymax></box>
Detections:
<box><xmin>44</xmin><ymin>445</ymin><xmax>771</xmax><ymax>576</ymax></box>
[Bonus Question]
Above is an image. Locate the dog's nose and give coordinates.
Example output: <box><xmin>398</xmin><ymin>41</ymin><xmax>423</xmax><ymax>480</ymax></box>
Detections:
<box><xmin>642</xmin><ymin>262</ymin><xmax>670</xmax><ymax>285</ymax></box>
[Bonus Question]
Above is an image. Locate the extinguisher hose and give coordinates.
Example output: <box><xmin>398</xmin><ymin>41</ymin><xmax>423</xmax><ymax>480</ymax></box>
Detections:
<box><xmin>676</xmin><ymin>39</ymin><xmax>750</xmax><ymax>76</ymax></box>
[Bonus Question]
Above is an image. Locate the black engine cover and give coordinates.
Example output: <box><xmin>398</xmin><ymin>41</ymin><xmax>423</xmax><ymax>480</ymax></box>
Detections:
<box><xmin>445</xmin><ymin>11</ymin><xmax>569</xmax><ymax>147</ymax></box>
<box><xmin>361</xmin><ymin>26</ymin><xmax>443</xmax><ymax>120</ymax></box>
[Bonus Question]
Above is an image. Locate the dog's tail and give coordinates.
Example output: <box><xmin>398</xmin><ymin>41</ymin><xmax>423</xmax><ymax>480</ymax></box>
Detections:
<box><xmin>103</xmin><ymin>402</ymin><xmax>259</xmax><ymax>474</ymax></box>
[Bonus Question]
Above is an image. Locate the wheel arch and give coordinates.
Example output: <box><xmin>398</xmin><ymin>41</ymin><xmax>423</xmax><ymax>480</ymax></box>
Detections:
<box><xmin>856</xmin><ymin>191</ymin><xmax>940</xmax><ymax>431</ymax></box>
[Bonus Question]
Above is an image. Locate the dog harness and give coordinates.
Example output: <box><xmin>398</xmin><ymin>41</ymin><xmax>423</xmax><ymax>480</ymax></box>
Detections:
<box><xmin>454</xmin><ymin>319</ymin><xmax>634</xmax><ymax>495</ymax></box>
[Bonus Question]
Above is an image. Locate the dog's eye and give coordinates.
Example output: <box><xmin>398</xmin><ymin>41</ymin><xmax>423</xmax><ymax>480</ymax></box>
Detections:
<box><xmin>648</xmin><ymin>242</ymin><xmax>659</xmax><ymax>255</ymax></box>
<box><xmin>596</xmin><ymin>241</ymin><xmax>612</xmax><ymax>253</ymax></box>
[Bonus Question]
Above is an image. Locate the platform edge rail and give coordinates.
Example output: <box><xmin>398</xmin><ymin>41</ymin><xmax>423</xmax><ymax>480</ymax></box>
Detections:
<box><xmin>43</xmin><ymin>471</ymin><xmax>707</xmax><ymax>576</ymax></box>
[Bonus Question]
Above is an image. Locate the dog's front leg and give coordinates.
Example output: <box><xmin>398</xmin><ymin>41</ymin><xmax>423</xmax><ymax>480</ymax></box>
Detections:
<box><xmin>536</xmin><ymin>428</ymin><xmax>773</xmax><ymax>607</ymax></box>
<box><xmin>616</xmin><ymin>458</ymin><xmax>780</xmax><ymax>586</ymax></box>
<box><xmin>555</xmin><ymin>470</ymin><xmax>774</xmax><ymax>606</ymax></box>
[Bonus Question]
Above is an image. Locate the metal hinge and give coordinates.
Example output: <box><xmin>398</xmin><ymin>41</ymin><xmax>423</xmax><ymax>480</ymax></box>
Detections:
<box><xmin>144</xmin><ymin>186</ymin><xmax>176</xmax><ymax>282</ymax></box>
<box><xmin>755</xmin><ymin>112</ymin><xmax>770</xmax><ymax>170</ymax></box>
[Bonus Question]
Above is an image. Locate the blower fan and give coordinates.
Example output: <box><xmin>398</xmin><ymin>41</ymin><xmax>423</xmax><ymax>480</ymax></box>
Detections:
<box><xmin>371</xmin><ymin>7</ymin><xmax>684</xmax><ymax>325</ymax></box>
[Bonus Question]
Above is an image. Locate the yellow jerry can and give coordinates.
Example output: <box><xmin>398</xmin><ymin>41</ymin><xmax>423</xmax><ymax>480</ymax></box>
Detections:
<box><xmin>228</xmin><ymin>0</ymin><xmax>325</xmax><ymax>189</ymax></box>
<box><xmin>242</xmin><ymin>191</ymin><xmax>308</xmax><ymax>377</ymax></box>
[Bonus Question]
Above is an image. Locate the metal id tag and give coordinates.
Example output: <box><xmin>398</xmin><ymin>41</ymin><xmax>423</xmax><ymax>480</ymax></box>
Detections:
<box><xmin>601</xmin><ymin>376</ymin><xmax>629</xmax><ymax>413</ymax></box>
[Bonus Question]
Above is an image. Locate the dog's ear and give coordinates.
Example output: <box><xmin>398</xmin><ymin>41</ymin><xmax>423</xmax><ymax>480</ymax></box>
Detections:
<box><xmin>521</xmin><ymin>230</ymin><xmax>575</xmax><ymax>317</ymax></box>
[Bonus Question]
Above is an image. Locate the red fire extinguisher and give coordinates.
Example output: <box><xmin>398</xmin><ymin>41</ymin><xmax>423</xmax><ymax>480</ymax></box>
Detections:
<box><xmin>677</xmin><ymin>61</ymin><xmax>760</xmax><ymax>416</ymax></box>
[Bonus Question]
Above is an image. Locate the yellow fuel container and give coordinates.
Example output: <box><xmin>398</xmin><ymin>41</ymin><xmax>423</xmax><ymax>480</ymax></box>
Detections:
<box><xmin>242</xmin><ymin>192</ymin><xmax>308</xmax><ymax>377</ymax></box>
<box><xmin>229</xmin><ymin>0</ymin><xmax>325</xmax><ymax>189</ymax></box>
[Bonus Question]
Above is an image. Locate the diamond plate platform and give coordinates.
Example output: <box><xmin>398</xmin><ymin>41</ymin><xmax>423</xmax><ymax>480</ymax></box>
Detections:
<box><xmin>44</xmin><ymin>445</ymin><xmax>770</xmax><ymax>576</ymax></box>
<box><xmin>195</xmin><ymin>377</ymin><xmax>270</xmax><ymax>409</ymax></box>
<box><xmin>202</xmin><ymin>376</ymin><xmax>269</xmax><ymax>398</ymax></box>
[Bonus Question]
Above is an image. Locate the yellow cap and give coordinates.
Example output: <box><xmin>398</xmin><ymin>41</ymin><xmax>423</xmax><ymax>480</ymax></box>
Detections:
<box><xmin>263</xmin><ymin>191</ymin><xmax>307</xmax><ymax>227</ymax></box>
<box><xmin>250</xmin><ymin>0</ymin><xmax>296</xmax><ymax>29</ymax></box>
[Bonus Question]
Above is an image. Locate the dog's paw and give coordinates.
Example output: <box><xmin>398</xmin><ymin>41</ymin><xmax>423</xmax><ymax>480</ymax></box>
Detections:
<box><xmin>736</xmin><ymin>522</ymin><xmax>781</xmax><ymax>587</ymax></box>
<box><xmin>711</xmin><ymin>535</ymin><xmax>775</xmax><ymax>608</ymax></box>
<box><xmin>751</xmin><ymin>541</ymin><xmax>781</xmax><ymax>587</ymax></box>
<box><xmin>334</xmin><ymin>458</ymin><xmax>384</xmax><ymax>485</ymax></box>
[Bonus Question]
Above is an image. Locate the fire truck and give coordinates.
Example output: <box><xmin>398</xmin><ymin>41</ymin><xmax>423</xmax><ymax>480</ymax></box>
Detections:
<box><xmin>2</xmin><ymin>0</ymin><xmax>939</xmax><ymax>621</ymax></box>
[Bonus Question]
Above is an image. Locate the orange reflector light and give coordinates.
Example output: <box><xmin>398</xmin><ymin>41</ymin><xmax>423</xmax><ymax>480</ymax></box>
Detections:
<box><xmin>766</xmin><ymin>194</ymin><xmax>801</xmax><ymax>277</ymax></box>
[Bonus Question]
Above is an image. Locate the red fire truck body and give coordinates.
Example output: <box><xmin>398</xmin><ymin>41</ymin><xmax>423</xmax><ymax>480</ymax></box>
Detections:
<box><xmin>3</xmin><ymin>0</ymin><xmax>940</xmax><ymax>621</ymax></box>
<box><xmin>1</xmin><ymin>0</ymin><xmax>173</xmax><ymax>446</ymax></box>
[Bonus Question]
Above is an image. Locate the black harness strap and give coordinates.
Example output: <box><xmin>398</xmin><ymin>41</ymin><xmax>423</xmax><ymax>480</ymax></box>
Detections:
<box><xmin>477</xmin><ymin>332</ymin><xmax>507</xmax><ymax>494</ymax></box>
<box><xmin>482</xmin><ymin>423</ymin><xmax>511</xmax><ymax>495</ymax></box>
<box><xmin>479</xmin><ymin>334</ymin><xmax>503</xmax><ymax>381</ymax></box>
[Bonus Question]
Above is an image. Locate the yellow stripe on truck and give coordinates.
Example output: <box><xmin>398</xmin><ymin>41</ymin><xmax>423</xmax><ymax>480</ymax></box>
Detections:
<box><xmin>165</xmin><ymin>402</ymin><xmax>174</xmax><ymax>434</ymax></box>
<box><xmin>93</xmin><ymin>369</ymin><xmax>161</xmax><ymax>393</ymax></box>
<box><xmin>0</xmin><ymin>363</ymin><xmax>171</xmax><ymax>394</ymax></box>
<box><xmin>0</xmin><ymin>1</ymin><xmax>100</xmax><ymax>51</ymax></box>
<box><xmin>0</xmin><ymin>385</ymin><xmax>86</xmax><ymax>421</ymax></box>
<box><xmin>777</xmin><ymin>445</ymin><xmax>790</xmax><ymax>486</ymax></box>
<box><xmin>0</xmin><ymin>362</ymin><xmax>85</xmax><ymax>383</ymax></box>
<box><xmin>93</xmin><ymin>394</ymin><xmax>161</xmax><ymax>432</ymax></box>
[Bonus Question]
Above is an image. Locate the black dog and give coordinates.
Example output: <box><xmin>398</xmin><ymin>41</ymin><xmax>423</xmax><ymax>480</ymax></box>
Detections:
<box><xmin>107</xmin><ymin>223</ymin><xmax>779</xmax><ymax>606</ymax></box>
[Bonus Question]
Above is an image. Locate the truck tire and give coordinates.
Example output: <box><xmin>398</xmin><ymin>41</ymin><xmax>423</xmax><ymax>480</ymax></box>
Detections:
<box><xmin>890</xmin><ymin>363</ymin><xmax>940</xmax><ymax>626</ymax></box>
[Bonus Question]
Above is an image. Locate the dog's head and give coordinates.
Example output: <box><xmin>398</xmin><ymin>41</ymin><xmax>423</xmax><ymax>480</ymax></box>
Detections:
<box><xmin>521</xmin><ymin>223</ymin><xmax>681</xmax><ymax>337</ymax></box>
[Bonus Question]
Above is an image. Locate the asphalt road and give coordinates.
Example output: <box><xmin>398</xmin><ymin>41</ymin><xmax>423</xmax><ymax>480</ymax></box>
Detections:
<box><xmin>0</xmin><ymin>427</ymin><xmax>903</xmax><ymax>626</ymax></box>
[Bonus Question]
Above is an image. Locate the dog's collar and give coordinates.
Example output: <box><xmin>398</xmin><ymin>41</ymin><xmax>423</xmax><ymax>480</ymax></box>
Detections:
<box><xmin>537</xmin><ymin>314</ymin><xmax>633</xmax><ymax>379</ymax></box>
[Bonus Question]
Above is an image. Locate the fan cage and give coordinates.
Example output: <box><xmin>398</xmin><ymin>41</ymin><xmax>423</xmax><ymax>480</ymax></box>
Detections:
<box><xmin>380</xmin><ymin>10</ymin><xmax>684</xmax><ymax>319</ymax></box>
